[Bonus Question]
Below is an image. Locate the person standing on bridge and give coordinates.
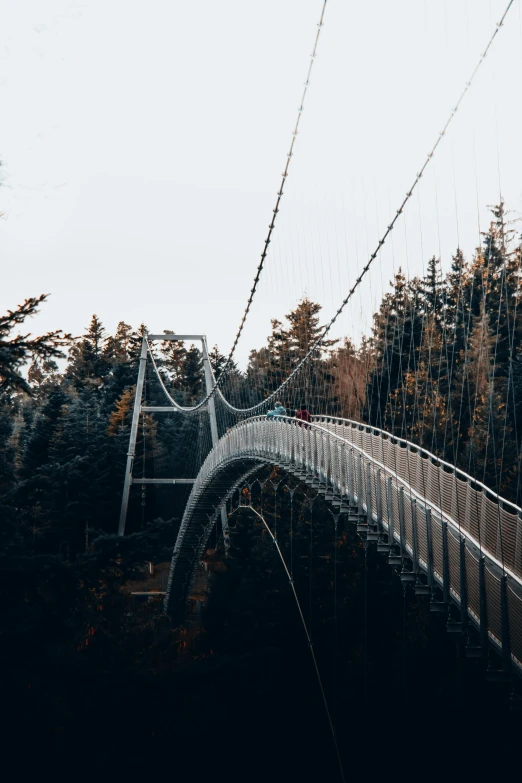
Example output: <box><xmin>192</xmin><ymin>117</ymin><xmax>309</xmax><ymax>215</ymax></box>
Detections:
<box><xmin>266</xmin><ymin>401</ymin><xmax>286</xmax><ymax>419</ymax></box>
<box><xmin>295</xmin><ymin>403</ymin><xmax>312</xmax><ymax>428</ymax></box>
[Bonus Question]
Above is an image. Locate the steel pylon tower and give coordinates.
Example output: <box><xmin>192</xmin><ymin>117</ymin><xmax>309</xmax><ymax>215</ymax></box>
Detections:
<box><xmin>118</xmin><ymin>333</ymin><xmax>228</xmax><ymax>540</ymax></box>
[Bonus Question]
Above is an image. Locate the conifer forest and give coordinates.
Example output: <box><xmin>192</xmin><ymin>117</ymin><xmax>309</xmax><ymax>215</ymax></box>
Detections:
<box><xmin>2</xmin><ymin>203</ymin><xmax>522</xmax><ymax>777</ymax></box>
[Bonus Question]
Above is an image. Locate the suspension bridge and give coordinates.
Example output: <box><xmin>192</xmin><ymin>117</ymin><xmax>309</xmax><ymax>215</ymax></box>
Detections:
<box><xmin>117</xmin><ymin>0</ymin><xmax>522</xmax><ymax>715</ymax></box>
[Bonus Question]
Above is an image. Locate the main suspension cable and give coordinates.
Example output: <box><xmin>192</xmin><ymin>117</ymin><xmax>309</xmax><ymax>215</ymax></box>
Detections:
<box><xmin>203</xmin><ymin>2</ymin><xmax>328</xmax><ymax>392</ymax></box>
<box><xmin>151</xmin><ymin>0</ymin><xmax>515</xmax><ymax>417</ymax></box>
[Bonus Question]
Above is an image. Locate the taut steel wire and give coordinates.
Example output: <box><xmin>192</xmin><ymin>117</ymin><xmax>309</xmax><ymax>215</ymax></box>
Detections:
<box><xmin>151</xmin><ymin>0</ymin><xmax>515</xmax><ymax>417</ymax></box>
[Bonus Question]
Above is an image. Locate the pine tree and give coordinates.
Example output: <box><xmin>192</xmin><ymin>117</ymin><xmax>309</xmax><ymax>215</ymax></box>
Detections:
<box><xmin>208</xmin><ymin>345</ymin><xmax>227</xmax><ymax>379</ymax></box>
<box><xmin>331</xmin><ymin>338</ymin><xmax>368</xmax><ymax>420</ymax></box>
<box><xmin>366</xmin><ymin>269</ymin><xmax>423</xmax><ymax>434</ymax></box>
<box><xmin>459</xmin><ymin>307</ymin><xmax>513</xmax><ymax>491</ymax></box>
<box><xmin>160</xmin><ymin>333</ymin><xmax>187</xmax><ymax>394</ymax></box>
<box><xmin>104</xmin><ymin>321</ymin><xmax>133</xmax><ymax>364</ymax></box>
<box><xmin>0</xmin><ymin>295</ymin><xmax>70</xmax><ymax>394</ymax></box>
<box><xmin>107</xmin><ymin>386</ymin><xmax>135</xmax><ymax>436</ymax></box>
<box><xmin>20</xmin><ymin>385</ymin><xmax>70</xmax><ymax>476</ymax></box>
<box><xmin>418</xmin><ymin>256</ymin><xmax>444</xmax><ymax>324</ymax></box>
<box><xmin>182</xmin><ymin>345</ymin><xmax>203</xmax><ymax>403</ymax></box>
<box><xmin>66</xmin><ymin>315</ymin><xmax>111</xmax><ymax>387</ymax></box>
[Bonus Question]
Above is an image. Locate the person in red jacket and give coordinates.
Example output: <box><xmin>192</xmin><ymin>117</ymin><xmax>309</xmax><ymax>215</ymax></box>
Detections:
<box><xmin>295</xmin><ymin>403</ymin><xmax>312</xmax><ymax>427</ymax></box>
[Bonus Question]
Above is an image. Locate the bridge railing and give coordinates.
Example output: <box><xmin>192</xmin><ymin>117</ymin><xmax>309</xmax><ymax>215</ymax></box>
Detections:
<box><xmin>311</xmin><ymin>415</ymin><xmax>522</xmax><ymax>582</ymax></box>
<box><xmin>168</xmin><ymin>414</ymin><xmax>522</xmax><ymax>674</ymax></box>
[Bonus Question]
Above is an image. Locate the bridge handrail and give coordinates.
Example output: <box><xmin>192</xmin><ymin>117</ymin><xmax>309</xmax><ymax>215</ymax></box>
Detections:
<box><xmin>205</xmin><ymin>414</ymin><xmax>522</xmax><ymax>582</ymax></box>
<box><xmin>311</xmin><ymin>414</ymin><xmax>522</xmax><ymax>520</ymax></box>
<box><xmin>166</xmin><ymin>413</ymin><xmax>522</xmax><ymax>673</ymax></box>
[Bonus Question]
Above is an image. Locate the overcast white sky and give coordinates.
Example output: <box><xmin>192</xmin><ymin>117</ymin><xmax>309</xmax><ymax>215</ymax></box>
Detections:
<box><xmin>1</xmin><ymin>1</ymin><xmax>522</xmax><ymax>366</ymax></box>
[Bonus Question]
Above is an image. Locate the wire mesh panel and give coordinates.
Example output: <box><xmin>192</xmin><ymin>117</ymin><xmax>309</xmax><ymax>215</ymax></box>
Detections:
<box><xmin>485</xmin><ymin>567</ymin><xmax>502</xmax><ymax>644</ymax></box>
<box><xmin>333</xmin><ymin>442</ymin><xmax>342</xmax><ymax>496</ymax></box>
<box><xmin>358</xmin><ymin>456</ymin><xmax>367</xmax><ymax>510</ymax></box>
<box><xmin>449</xmin><ymin>472</ymin><xmax>460</xmax><ymax>525</ymax></box>
<box><xmin>395</xmin><ymin>445</ymin><xmax>408</xmax><ymax>485</ymax></box>
<box><xmin>372</xmin><ymin>432</ymin><xmax>386</xmax><ymax>465</ymax></box>
<box><xmin>391</xmin><ymin>482</ymin><xmax>400</xmax><ymax>544</ymax></box>
<box><xmin>467</xmin><ymin>484</ymin><xmax>482</xmax><ymax>542</ymax></box>
<box><xmin>346</xmin><ymin>448</ymin><xmax>355</xmax><ymax>499</ymax></box>
<box><xmin>403</xmin><ymin>494</ymin><xmax>414</xmax><ymax>556</ymax></box>
<box><xmin>465</xmin><ymin>548</ymin><xmax>480</xmax><ymax>620</ymax></box>
<box><xmin>388</xmin><ymin>440</ymin><xmax>402</xmax><ymax>475</ymax></box>
<box><xmin>365</xmin><ymin>462</ymin><xmax>373</xmax><ymax>518</ymax></box>
<box><xmin>362</xmin><ymin>430</ymin><xmax>374</xmax><ymax>460</ymax></box>
<box><xmin>432</xmin><ymin>518</ymin><xmax>444</xmax><ymax>583</ymax></box>
<box><xmin>406</xmin><ymin>448</ymin><xmax>420</xmax><ymax>496</ymax></box>
<box><xmin>438</xmin><ymin>470</ymin><xmax>455</xmax><ymax>519</ymax></box>
<box><xmin>380</xmin><ymin>471</ymin><xmax>389</xmax><ymax>527</ymax></box>
<box><xmin>499</xmin><ymin>506</ymin><xmax>518</xmax><ymax>573</ymax></box>
<box><xmin>416</xmin><ymin>504</ymin><xmax>428</xmax><ymax>566</ymax></box>
<box><xmin>379</xmin><ymin>438</ymin><xmax>391</xmax><ymax>472</ymax></box>
<box><xmin>447</xmin><ymin>529</ymin><xmax>461</xmax><ymax>597</ymax></box>
<box><xmin>483</xmin><ymin>498</ymin><xmax>501</xmax><ymax>560</ymax></box>
<box><xmin>370</xmin><ymin>465</ymin><xmax>379</xmax><ymax>521</ymax></box>
<box><xmin>507</xmin><ymin>583</ymin><xmax>522</xmax><ymax>668</ymax></box>
<box><xmin>317</xmin><ymin>432</ymin><xmax>325</xmax><ymax>481</ymax></box>
<box><xmin>426</xmin><ymin>460</ymin><xmax>442</xmax><ymax>509</ymax></box>
<box><xmin>352</xmin><ymin>426</ymin><xmax>363</xmax><ymax>454</ymax></box>
<box><xmin>418</xmin><ymin>456</ymin><xmax>430</xmax><ymax>500</ymax></box>
<box><xmin>455</xmin><ymin>478</ymin><xmax>469</xmax><ymax>535</ymax></box>
<box><xmin>353</xmin><ymin>453</ymin><xmax>362</xmax><ymax>506</ymax></box>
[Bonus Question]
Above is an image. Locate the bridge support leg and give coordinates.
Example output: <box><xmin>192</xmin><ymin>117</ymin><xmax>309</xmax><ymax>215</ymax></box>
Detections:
<box><xmin>119</xmin><ymin>336</ymin><xmax>148</xmax><ymax>536</ymax></box>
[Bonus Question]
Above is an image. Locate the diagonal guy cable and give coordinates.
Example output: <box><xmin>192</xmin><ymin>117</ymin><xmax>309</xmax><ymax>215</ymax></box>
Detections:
<box><xmin>244</xmin><ymin>503</ymin><xmax>346</xmax><ymax>783</ymax></box>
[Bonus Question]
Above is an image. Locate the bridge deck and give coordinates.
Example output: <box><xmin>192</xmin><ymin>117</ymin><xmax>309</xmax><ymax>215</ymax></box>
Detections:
<box><xmin>165</xmin><ymin>416</ymin><xmax>522</xmax><ymax>677</ymax></box>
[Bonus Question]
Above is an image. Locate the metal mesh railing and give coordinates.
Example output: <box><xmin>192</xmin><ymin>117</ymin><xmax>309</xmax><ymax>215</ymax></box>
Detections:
<box><xmin>166</xmin><ymin>414</ymin><xmax>522</xmax><ymax>673</ymax></box>
<box><xmin>315</xmin><ymin>416</ymin><xmax>522</xmax><ymax>581</ymax></box>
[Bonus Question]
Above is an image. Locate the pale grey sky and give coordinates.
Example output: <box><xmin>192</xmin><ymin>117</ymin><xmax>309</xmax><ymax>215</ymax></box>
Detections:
<box><xmin>1</xmin><ymin>1</ymin><xmax>522</xmax><ymax>365</ymax></box>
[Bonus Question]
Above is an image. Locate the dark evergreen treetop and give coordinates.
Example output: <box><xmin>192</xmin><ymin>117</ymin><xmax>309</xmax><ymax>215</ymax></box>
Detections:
<box><xmin>0</xmin><ymin>295</ymin><xmax>70</xmax><ymax>394</ymax></box>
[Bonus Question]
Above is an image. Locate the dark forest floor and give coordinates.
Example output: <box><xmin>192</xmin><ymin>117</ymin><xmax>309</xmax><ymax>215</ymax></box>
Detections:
<box><xmin>5</xmin><ymin>617</ymin><xmax>521</xmax><ymax>782</ymax></box>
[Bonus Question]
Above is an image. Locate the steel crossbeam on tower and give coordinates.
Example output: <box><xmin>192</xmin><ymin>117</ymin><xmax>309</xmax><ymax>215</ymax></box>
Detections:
<box><xmin>147</xmin><ymin>334</ymin><xmax>205</xmax><ymax>342</ymax></box>
<box><xmin>141</xmin><ymin>406</ymin><xmax>188</xmax><ymax>413</ymax></box>
<box><xmin>131</xmin><ymin>478</ymin><xmax>196</xmax><ymax>485</ymax></box>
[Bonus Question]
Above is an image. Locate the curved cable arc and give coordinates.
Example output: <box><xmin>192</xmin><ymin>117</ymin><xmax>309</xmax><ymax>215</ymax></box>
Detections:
<box><xmin>146</xmin><ymin>339</ymin><xmax>205</xmax><ymax>412</ymax></box>
<box><xmin>191</xmin><ymin>1</ymin><xmax>329</xmax><ymax>403</ymax></box>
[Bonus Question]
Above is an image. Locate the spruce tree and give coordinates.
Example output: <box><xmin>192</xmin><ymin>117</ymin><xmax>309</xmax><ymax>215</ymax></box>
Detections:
<box><xmin>0</xmin><ymin>295</ymin><xmax>70</xmax><ymax>394</ymax></box>
<box><xmin>66</xmin><ymin>315</ymin><xmax>111</xmax><ymax>387</ymax></box>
